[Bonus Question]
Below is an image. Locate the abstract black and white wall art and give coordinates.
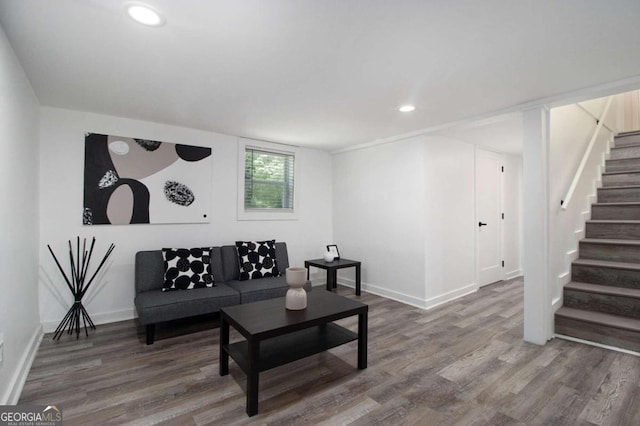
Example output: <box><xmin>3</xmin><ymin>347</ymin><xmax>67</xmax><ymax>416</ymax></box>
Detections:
<box><xmin>83</xmin><ymin>133</ymin><xmax>212</xmax><ymax>225</ymax></box>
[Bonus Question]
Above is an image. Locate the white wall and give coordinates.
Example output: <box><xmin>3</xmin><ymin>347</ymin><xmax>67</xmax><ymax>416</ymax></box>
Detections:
<box><xmin>0</xmin><ymin>25</ymin><xmax>42</xmax><ymax>404</ymax></box>
<box><xmin>549</xmin><ymin>104</ymin><xmax>599</xmax><ymax>209</ymax></box>
<box><xmin>332</xmin><ymin>133</ymin><xmax>522</xmax><ymax>310</ymax></box>
<box><xmin>423</xmin><ymin>137</ymin><xmax>476</xmax><ymax>305</ymax></box>
<box><xmin>38</xmin><ymin>107</ymin><xmax>333</xmax><ymax>329</ymax></box>
<box><xmin>332</xmin><ymin>137</ymin><xmax>427</xmax><ymax>306</ymax></box>
<box><xmin>621</xmin><ymin>90</ymin><xmax>640</xmax><ymax>132</ymax></box>
<box><xmin>503</xmin><ymin>153</ymin><xmax>523</xmax><ymax>279</ymax></box>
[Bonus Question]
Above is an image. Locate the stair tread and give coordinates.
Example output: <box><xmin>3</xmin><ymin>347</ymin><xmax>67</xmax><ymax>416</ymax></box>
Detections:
<box><xmin>556</xmin><ymin>307</ymin><xmax>640</xmax><ymax>332</ymax></box>
<box><xmin>581</xmin><ymin>238</ymin><xmax>640</xmax><ymax>246</ymax></box>
<box><xmin>598</xmin><ymin>185</ymin><xmax>640</xmax><ymax>190</ymax></box>
<box><xmin>611</xmin><ymin>144</ymin><xmax>640</xmax><ymax>150</ymax></box>
<box><xmin>573</xmin><ymin>258</ymin><xmax>640</xmax><ymax>271</ymax></box>
<box><xmin>617</xmin><ymin>130</ymin><xmax>640</xmax><ymax>137</ymax></box>
<box><xmin>592</xmin><ymin>202</ymin><xmax>640</xmax><ymax>206</ymax></box>
<box><xmin>606</xmin><ymin>158</ymin><xmax>640</xmax><ymax>163</ymax></box>
<box><xmin>565</xmin><ymin>281</ymin><xmax>640</xmax><ymax>299</ymax></box>
<box><xmin>587</xmin><ymin>219</ymin><xmax>640</xmax><ymax>224</ymax></box>
<box><xmin>602</xmin><ymin>169</ymin><xmax>640</xmax><ymax>175</ymax></box>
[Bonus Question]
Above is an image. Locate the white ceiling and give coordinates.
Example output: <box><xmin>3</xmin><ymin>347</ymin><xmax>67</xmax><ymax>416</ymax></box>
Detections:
<box><xmin>1</xmin><ymin>0</ymin><xmax>639</xmax><ymax>152</ymax></box>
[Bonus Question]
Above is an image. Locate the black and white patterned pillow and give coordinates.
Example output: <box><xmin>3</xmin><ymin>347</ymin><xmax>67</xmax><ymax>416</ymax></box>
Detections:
<box><xmin>162</xmin><ymin>248</ymin><xmax>214</xmax><ymax>291</ymax></box>
<box><xmin>235</xmin><ymin>240</ymin><xmax>280</xmax><ymax>281</ymax></box>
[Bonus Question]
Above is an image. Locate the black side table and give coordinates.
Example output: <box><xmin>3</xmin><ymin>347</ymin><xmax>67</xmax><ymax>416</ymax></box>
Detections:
<box><xmin>304</xmin><ymin>258</ymin><xmax>362</xmax><ymax>295</ymax></box>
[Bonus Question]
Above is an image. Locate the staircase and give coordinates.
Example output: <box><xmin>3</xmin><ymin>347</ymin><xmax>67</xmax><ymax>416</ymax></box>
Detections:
<box><xmin>555</xmin><ymin>130</ymin><xmax>640</xmax><ymax>352</ymax></box>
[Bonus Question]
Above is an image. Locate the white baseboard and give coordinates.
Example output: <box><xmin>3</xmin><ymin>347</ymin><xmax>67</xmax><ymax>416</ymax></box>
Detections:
<box><xmin>2</xmin><ymin>324</ymin><xmax>43</xmax><ymax>405</ymax></box>
<box><xmin>557</xmin><ymin>271</ymin><xmax>571</xmax><ymax>289</ymax></box>
<box><xmin>336</xmin><ymin>277</ymin><xmax>428</xmax><ymax>308</ymax></box>
<box><xmin>337</xmin><ymin>277</ymin><xmax>478</xmax><ymax>311</ymax></box>
<box><xmin>552</xmin><ymin>272</ymin><xmax>571</xmax><ymax>313</ymax></box>
<box><xmin>423</xmin><ymin>282</ymin><xmax>478</xmax><ymax>310</ymax></box>
<box><xmin>42</xmin><ymin>308</ymin><xmax>136</xmax><ymax>333</ymax></box>
<box><xmin>505</xmin><ymin>270</ymin><xmax>522</xmax><ymax>280</ymax></box>
<box><xmin>309</xmin><ymin>270</ymin><xmax>327</xmax><ymax>287</ymax></box>
<box><xmin>554</xmin><ymin>333</ymin><xmax>640</xmax><ymax>357</ymax></box>
<box><xmin>309</xmin><ymin>272</ymin><xmax>327</xmax><ymax>287</ymax></box>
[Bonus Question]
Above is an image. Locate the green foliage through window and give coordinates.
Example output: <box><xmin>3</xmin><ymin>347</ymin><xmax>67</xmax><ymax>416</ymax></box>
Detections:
<box><xmin>244</xmin><ymin>148</ymin><xmax>294</xmax><ymax>210</ymax></box>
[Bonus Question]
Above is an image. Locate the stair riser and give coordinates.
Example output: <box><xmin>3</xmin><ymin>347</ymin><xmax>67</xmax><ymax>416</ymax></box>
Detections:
<box><xmin>572</xmin><ymin>264</ymin><xmax>640</xmax><ymax>289</ymax></box>
<box><xmin>555</xmin><ymin>316</ymin><xmax>640</xmax><ymax>352</ymax></box>
<box><xmin>591</xmin><ymin>205</ymin><xmax>640</xmax><ymax>220</ymax></box>
<box><xmin>597</xmin><ymin>188</ymin><xmax>640</xmax><ymax>203</ymax></box>
<box><xmin>615</xmin><ymin>134</ymin><xmax>640</xmax><ymax>147</ymax></box>
<box><xmin>586</xmin><ymin>222</ymin><xmax>640</xmax><ymax>240</ymax></box>
<box><xmin>579</xmin><ymin>242</ymin><xmax>640</xmax><ymax>263</ymax></box>
<box><xmin>610</xmin><ymin>145</ymin><xmax>640</xmax><ymax>160</ymax></box>
<box><xmin>602</xmin><ymin>173</ymin><xmax>640</xmax><ymax>187</ymax></box>
<box><xmin>605</xmin><ymin>158</ymin><xmax>640</xmax><ymax>172</ymax></box>
<box><xmin>563</xmin><ymin>290</ymin><xmax>640</xmax><ymax>318</ymax></box>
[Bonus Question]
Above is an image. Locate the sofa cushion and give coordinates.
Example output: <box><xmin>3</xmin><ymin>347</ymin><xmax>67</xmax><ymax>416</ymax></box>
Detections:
<box><xmin>235</xmin><ymin>240</ymin><xmax>280</xmax><ymax>281</ymax></box>
<box><xmin>162</xmin><ymin>247</ymin><xmax>214</xmax><ymax>291</ymax></box>
<box><xmin>135</xmin><ymin>284</ymin><xmax>240</xmax><ymax>324</ymax></box>
<box><xmin>226</xmin><ymin>276</ymin><xmax>312</xmax><ymax>304</ymax></box>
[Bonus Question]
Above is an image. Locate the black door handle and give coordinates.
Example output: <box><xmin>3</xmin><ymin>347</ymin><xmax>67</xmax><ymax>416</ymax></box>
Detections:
<box><xmin>478</xmin><ymin>222</ymin><xmax>487</xmax><ymax>227</ymax></box>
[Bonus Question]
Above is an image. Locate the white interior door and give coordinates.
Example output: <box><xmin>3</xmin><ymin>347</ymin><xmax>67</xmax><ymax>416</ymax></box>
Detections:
<box><xmin>476</xmin><ymin>149</ymin><xmax>504</xmax><ymax>286</ymax></box>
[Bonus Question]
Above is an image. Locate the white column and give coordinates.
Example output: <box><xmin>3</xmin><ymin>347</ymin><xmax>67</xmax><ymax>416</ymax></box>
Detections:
<box><xmin>522</xmin><ymin>106</ymin><xmax>553</xmax><ymax>344</ymax></box>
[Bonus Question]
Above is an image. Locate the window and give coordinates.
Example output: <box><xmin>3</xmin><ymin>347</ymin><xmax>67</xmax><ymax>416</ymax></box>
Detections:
<box><xmin>237</xmin><ymin>138</ymin><xmax>298</xmax><ymax>220</ymax></box>
<box><xmin>244</xmin><ymin>148</ymin><xmax>294</xmax><ymax>210</ymax></box>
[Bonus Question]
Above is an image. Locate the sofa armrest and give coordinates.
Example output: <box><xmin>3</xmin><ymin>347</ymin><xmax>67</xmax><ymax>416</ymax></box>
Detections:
<box><xmin>135</xmin><ymin>250</ymin><xmax>165</xmax><ymax>294</ymax></box>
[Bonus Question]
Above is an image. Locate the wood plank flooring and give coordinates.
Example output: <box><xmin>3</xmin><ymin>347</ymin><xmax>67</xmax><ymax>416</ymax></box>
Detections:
<box><xmin>19</xmin><ymin>278</ymin><xmax>640</xmax><ymax>425</ymax></box>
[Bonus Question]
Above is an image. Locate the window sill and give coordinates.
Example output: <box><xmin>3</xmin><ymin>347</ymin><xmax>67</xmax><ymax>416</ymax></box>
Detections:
<box><xmin>237</xmin><ymin>209</ymin><xmax>299</xmax><ymax>221</ymax></box>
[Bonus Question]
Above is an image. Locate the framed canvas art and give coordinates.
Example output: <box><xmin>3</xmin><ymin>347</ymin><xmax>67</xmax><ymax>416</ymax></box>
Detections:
<box><xmin>83</xmin><ymin>133</ymin><xmax>212</xmax><ymax>225</ymax></box>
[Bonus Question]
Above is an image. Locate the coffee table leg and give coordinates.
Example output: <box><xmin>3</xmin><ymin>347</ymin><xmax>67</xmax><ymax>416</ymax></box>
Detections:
<box><xmin>331</xmin><ymin>269</ymin><xmax>338</xmax><ymax>289</ymax></box>
<box><xmin>358</xmin><ymin>311</ymin><xmax>368</xmax><ymax>369</ymax></box>
<box><xmin>219</xmin><ymin>315</ymin><xmax>229</xmax><ymax>376</ymax></box>
<box><xmin>325</xmin><ymin>269</ymin><xmax>332</xmax><ymax>291</ymax></box>
<box><xmin>247</xmin><ymin>339</ymin><xmax>260</xmax><ymax>416</ymax></box>
<box><xmin>355</xmin><ymin>264</ymin><xmax>361</xmax><ymax>296</ymax></box>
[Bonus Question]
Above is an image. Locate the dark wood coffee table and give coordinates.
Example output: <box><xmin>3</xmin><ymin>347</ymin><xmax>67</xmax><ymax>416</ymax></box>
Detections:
<box><xmin>219</xmin><ymin>291</ymin><xmax>368</xmax><ymax>416</ymax></box>
<box><xmin>305</xmin><ymin>258</ymin><xmax>362</xmax><ymax>295</ymax></box>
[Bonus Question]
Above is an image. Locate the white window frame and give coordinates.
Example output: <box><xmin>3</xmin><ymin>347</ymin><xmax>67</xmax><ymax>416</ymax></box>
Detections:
<box><xmin>237</xmin><ymin>137</ymin><xmax>299</xmax><ymax>221</ymax></box>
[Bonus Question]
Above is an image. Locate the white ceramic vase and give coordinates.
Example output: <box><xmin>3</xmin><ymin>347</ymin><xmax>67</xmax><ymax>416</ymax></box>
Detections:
<box><xmin>323</xmin><ymin>251</ymin><xmax>335</xmax><ymax>262</ymax></box>
<box><xmin>285</xmin><ymin>267</ymin><xmax>307</xmax><ymax>310</ymax></box>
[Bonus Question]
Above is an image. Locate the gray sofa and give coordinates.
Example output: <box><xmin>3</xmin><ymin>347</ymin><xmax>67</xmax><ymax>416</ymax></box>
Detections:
<box><xmin>135</xmin><ymin>242</ymin><xmax>311</xmax><ymax>344</ymax></box>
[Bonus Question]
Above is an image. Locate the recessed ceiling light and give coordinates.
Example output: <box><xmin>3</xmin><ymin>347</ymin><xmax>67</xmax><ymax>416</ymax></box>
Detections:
<box><xmin>125</xmin><ymin>2</ymin><xmax>165</xmax><ymax>27</ymax></box>
<box><xmin>398</xmin><ymin>105</ymin><xmax>416</xmax><ymax>113</ymax></box>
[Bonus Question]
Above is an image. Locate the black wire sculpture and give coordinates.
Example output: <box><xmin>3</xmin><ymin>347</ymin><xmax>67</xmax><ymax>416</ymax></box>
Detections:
<box><xmin>47</xmin><ymin>237</ymin><xmax>115</xmax><ymax>340</ymax></box>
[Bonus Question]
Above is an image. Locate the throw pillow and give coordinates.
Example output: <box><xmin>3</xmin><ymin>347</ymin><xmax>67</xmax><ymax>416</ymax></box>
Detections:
<box><xmin>235</xmin><ymin>240</ymin><xmax>280</xmax><ymax>281</ymax></box>
<box><xmin>162</xmin><ymin>247</ymin><xmax>214</xmax><ymax>291</ymax></box>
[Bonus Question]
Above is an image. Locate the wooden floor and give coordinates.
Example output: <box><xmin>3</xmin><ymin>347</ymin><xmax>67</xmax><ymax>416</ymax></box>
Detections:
<box><xmin>20</xmin><ymin>278</ymin><xmax>640</xmax><ymax>425</ymax></box>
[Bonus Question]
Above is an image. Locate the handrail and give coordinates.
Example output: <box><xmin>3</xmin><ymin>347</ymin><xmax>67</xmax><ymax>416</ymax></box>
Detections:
<box><xmin>560</xmin><ymin>96</ymin><xmax>613</xmax><ymax>211</ymax></box>
<box><xmin>575</xmin><ymin>103</ymin><xmax>614</xmax><ymax>134</ymax></box>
